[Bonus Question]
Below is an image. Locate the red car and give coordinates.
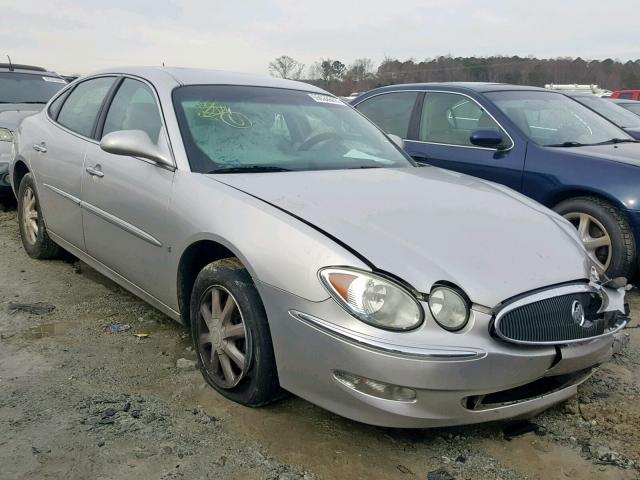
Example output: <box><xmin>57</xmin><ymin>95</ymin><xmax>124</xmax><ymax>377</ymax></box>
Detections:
<box><xmin>611</xmin><ymin>90</ymin><xmax>640</xmax><ymax>101</ymax></box>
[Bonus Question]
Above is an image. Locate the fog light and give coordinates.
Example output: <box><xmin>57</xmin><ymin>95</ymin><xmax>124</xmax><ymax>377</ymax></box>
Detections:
<box><xmin>333</xmin><ymin>370</ymin><xmax>417</xmax><ymax>402</ymax></box>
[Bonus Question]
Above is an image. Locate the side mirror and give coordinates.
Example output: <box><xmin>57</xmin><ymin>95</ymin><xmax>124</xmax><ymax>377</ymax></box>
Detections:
<box><xmin>100</xmin><ymin>130</ymin><xmax>173</xmax><ymax>168</ymax></box>
<box><xmin>387</xmin><ymin>134</ymin><xmax>405</xmax><ymax>150</ymax></box>
<box><xmin>469</xmin><ymin>130</ymin><xmax>505</xmax><ymax>150</ymax></box>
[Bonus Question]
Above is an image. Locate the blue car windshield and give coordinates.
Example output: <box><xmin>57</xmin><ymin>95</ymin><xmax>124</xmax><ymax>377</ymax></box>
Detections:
<box><xmin>0</xmin><ymin>72</ymin><xmax>66</xmax><ymax>104</ymax></box>
<box><xmin>173</xmin><ymin>85</ymin><xmax>414</xmax><ymax>173</ymax></box>
<box><xmin>485</xmin><ymin>90</ymin><xmax>633</xmax><ymax>147</ymax></box>
<box><xmin>573</xmin><ymin>95</ymin><xmax>640</xmax><ymax>129</ymax></box>
<box><xmin>621</xmin><ymin>102</ymin><xmax>640</xmax><ymax>116</ymax></box>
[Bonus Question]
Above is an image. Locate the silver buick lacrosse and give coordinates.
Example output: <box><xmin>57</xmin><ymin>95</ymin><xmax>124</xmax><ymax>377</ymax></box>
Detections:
<box><xmin>10</xmin><ymin>67</ymin><xmax>630</xmax><ymax>427</ymax></box>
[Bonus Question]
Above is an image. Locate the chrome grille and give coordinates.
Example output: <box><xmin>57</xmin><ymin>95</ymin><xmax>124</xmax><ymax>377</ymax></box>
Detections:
<box><xmin>493</xmin><ymin>285</ymin><xmax>616</xmax><ymax>345</ymax></box>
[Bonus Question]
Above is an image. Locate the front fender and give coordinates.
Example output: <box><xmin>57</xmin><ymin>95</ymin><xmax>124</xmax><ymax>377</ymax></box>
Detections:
<box><xmin>165</xmin><ymin>172</ymin><xmax>370</xmax><ymax>310</ymax></box>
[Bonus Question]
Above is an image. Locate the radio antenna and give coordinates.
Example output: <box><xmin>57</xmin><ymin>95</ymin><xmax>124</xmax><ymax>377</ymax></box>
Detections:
<box><xmin>7</xmin><ymin>55</ymin><xmax>14</xmax><ymax>71</ymax></box>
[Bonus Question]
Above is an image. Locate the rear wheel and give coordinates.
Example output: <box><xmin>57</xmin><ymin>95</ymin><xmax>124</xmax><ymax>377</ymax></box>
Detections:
<box><xmin>190</xmin><ymin>258</ymin><xmax>281</xmax><ymax>406</ymax></box>
<box><xmin>17</xmin><ymin>173</ymin><xmax>62</xmax><ymax>259</ymax></box>
<box><xmin>554</xmin><ymin>196</ymin><xmax>636</xmax><ymax>279</ymax></box>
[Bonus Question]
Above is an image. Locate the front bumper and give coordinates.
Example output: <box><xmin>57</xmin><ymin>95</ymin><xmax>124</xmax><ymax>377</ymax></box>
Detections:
<box><xmin>258</xmin><ymin>281</ymin><xmax>622</xmax><ymax>428</ymax></box>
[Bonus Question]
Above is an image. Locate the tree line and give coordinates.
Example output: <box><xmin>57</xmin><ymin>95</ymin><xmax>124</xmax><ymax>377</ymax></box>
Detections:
<box><xmin>268</xmin><ymin>55</ymin><xmax>640</xmax><ymax>95</ymax></box>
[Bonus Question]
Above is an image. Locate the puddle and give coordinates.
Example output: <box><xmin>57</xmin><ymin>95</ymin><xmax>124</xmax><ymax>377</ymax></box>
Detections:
<box><xmin>25</xmin><ymin>321</ymin><xmax>78</xmax><ymax>339</ymax></box>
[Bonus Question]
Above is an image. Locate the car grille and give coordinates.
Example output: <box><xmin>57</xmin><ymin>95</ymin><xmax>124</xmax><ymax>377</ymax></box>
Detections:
<box><xmin>494</xmin><ymin>290</ymin><xmax>607</xmax><ymax>344</ymax></box>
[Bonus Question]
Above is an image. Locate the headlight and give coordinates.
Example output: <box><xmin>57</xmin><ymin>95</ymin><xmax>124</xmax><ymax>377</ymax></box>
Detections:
<box><xmin>319</xmin><ymin>267</ymin><xmax>423</xmax><ymax>331</ymax></box>
<box><xmin>428</xmin><ymin>286</ymin><xmax>470</xmax><ymax>331</ymax></box>
<box><xmin>0</xmin><ymin>128</ymin><xmax>12</xmax><ymax>142</ymax></box>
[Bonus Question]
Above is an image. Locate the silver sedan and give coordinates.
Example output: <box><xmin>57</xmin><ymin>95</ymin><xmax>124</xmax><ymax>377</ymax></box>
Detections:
<box><xmin>10</xmin><ymin>67</ymin><xmax>630</xmax><ymax>427</ymax></box>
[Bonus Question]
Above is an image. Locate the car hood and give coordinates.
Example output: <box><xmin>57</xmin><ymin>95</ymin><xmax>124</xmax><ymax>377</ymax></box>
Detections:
<box><xmin>211</xmin><ymin>167</ymin><xmax>590</xmax><ymax>307</ymax></box>
<box><xmin>545</xmin><ymin>142</ymin><xmax>640</xmax><ymax>167</ymax></box>
<box><xmin>0</xmin><ymin>103</ymin><xmax>44</xmax><ymax>130</ymax></box>
<box><xmin>623</xmin><ymin>128</ymin><xmax>640</xmax><ymax>140</ymax></box>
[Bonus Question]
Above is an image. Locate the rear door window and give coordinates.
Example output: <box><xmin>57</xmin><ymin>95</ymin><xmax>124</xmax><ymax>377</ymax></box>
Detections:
<box><xmin>56</xmin><ymin>77</ymin><xmax>115</xmax><ymax>137</ymax></box>
<box><xmin>618</xmin><ymin>93</ymin><xmax>634</xmax><ymax>100</ymax></box>
<box><xmin>355</xmin><ymin>91</ymin><xmax>419</xmax><ymax>138</ymax></box>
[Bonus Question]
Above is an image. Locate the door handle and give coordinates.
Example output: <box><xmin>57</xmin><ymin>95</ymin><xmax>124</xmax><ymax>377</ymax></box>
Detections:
<box><xmin>32</xmin><ymin>142</ymin><xmax>47</xmax><ymax>153</ymax></box>
<box><xmin>86</xmin><ymin>165</ymin><xmax>104</xmax><ymax>178</ymax></box>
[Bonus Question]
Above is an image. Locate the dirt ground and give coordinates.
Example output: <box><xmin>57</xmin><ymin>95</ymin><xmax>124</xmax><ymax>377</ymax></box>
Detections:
<box><xmin>2</xmin><ymin>207</ymin><xmax>640</xmax><ymax>480</ymax></box>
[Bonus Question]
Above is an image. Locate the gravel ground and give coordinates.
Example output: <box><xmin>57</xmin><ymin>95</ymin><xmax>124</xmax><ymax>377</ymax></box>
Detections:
<box><xmin>1</xmin><ymin>207</ymin><xmax>639</xmax><ymax>480</ymax></box>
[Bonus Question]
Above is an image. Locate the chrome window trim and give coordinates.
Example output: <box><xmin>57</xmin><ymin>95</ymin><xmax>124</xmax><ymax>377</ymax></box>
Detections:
<box><xmin>109</xmin><ymin>73</ymin><xmax>177</xmax><ymax>167</ymax></box>
<box><xmin>45</xmin><ymin>73</ymin><xmax>177</xmax><ymax>168</ymax></box>
<box><xmin>353</xmin><ymin>89</ymin><xmax>515</xmax><ymax>153</ymax></box>
<box><xmin>45</xmin><ymin>73</ymin><xmax>118</xmax><ymax>145</ymax></box>
<box><xmin>493</xmin><ymin>283</ymin><xmax>627</xmax><ymax>346</ymax></box>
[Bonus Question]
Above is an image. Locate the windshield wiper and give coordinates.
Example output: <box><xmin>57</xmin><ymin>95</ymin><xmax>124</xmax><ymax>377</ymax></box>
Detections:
<box><xmin>207</xmin><ymin>165</ymin><xmax>292</xmax><ymax>174</ymax></box>
<box><xmin>546</xmin><ymin>141</ymin><xmax>588</xmax><ymax>147</ymax></box>
<box><xmin>592</xmin><ymin>138</ymin><xmax>638</xmax><ymax>145</ymax></box>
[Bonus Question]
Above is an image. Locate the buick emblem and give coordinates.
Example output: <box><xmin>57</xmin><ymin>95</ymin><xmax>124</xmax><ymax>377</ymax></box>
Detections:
<box><xmin>571</xmin><ymin>300</ymin><xmax>586</xmax><ymax>327</ymax></box>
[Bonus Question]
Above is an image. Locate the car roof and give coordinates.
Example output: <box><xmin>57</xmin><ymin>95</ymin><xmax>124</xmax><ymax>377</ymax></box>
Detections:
<box><xmin>88</xmin><ymin>66</ymin><xmax>327</xmax><ymax>94</ymax></box>
<box><xmin>0</xmin><ymin>63</ymin><xmax>60</xmax><ymax>77</ymax></box>
<box><xmin>359</xmin><ymin>82</ymin><xmax>549</xmax><ymax>96</ymax></box>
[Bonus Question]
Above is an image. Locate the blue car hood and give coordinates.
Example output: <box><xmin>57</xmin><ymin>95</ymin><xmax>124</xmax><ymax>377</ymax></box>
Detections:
<box><xmin>547</xmin><ymin>142</ymin><xmax>640</xmax><ymax>167</ymax></box>
<box><xmin>623</xmin><ymin>128</ymin><xmax>640</xmax><ymax>140</ymax></box>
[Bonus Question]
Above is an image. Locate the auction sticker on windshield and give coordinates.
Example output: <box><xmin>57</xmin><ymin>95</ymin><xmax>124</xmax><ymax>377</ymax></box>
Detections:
<box><xmin>42</xmin><ymin>77</ymin><xmax>66</xmax><ymax>83</ymax></box>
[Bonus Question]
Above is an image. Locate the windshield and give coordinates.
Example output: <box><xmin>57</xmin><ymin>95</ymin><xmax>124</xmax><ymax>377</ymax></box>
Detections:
<box><xmin>173</xmin><ymin>85</ymin><xmax>414</xmax><ymax>173</ymax></box>
<box><xmin>0</xmin><ymin>72</ymin><xmax>66</xmax><ymax>104</ymax></box>
<box><xmin>573</xmin><ymin>95</ymin><xmax>640</xmax><ymax>129</ymax></box>
<box><xmin>621</xmin><ymin>102</ymin><xmax>640</xmax><ymax>116</ymax></box>
<box><xmin>485</xmin><ymin>90</ymin><xmax>633</xmax><ymax>147</ymax></box>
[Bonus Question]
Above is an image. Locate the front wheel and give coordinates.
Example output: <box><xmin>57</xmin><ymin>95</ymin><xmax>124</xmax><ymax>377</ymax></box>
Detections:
<box><xmin>189</xmin><ymin>258</ymin><xmax>282</xmax><ymax>407</ymax></box>
<box><xmin>554</xmin><ymin>196</ymin><xmax>636</xmax><ymax>279</ymax></box>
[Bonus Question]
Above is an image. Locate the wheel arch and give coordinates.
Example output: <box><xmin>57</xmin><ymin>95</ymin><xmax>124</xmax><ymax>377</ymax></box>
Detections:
<box><xmin>12</xmin><ymin>159</ymin><xmax>30</xmax><ymax>195</ymax></box>
<box><xmin>545</xmin><ymin>187</ymin><xmax>628</xmax><ymax>212</ymax></box>
<box><xmin>176</xmin><ymin>237</ymin><xmax>259</xmax><ymax>327</ymax></box>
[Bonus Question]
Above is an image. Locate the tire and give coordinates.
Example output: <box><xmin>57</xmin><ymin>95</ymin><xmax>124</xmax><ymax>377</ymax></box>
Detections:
<box><xmin>190</xmin><ymin>258</ymin><xmax>282</xmax><ymax>407</ymax></box>
<box><xmin>17</xmin><ymin>173</ymin><xmax>62</xmax><ymax>260</ymax></box>
<box><xmin>554</xmin><ymin>196</ymin><xmax>636</xmax><ymax>279</ymax></box>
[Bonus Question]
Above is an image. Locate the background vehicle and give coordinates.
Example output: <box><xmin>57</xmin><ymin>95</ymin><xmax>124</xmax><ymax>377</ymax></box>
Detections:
<box><xmin>10</xmin><ymin>67</ymin><xmax>628</xmax><ymax>428</ymax></box>
<box><xmin>353</xmin><ymin>83</ymin><xmax>640</xmax><ymax>279</ymax></box>
<box><xmin>546</xmin><ymin>83</ymin><xmax>612</xmax><ymax>96</ymax></box>
<box><xmin>565</xmin><ymin>91</ymin><xmax>640</xmax><ymax>139</ymax></box>
<box><xmin>611</xmin><ymin>90</ymin><xmax>640</xmax><ymax>101</ymax></box>
<box><xmin>0</xmin><ymin>63</ymin><xmax>66</xmax><ymax>197</ymax></box>
<box><xmin>609</xmin><ymin>98</ymin><xmax>640</xmax><ymax>116</ymax></box>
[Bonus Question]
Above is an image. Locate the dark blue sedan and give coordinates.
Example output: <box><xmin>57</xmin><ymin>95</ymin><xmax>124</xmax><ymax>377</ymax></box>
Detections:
<box><xmin>353</xmin><ymin>83</ymin><xmax>640</xmax><ymax>279</ymax></box>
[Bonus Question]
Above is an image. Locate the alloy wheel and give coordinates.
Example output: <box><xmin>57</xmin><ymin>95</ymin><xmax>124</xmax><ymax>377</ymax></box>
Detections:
<box><xmin>22</xmin><ymin>187</ymin><xmax>39</xmax><ymax>245</ymax></box>
<box><xmin>197</xmin><ymin>285</ymin><xmax>249</xmax><ymax>389</ymax></box>
<box><xmin>563</xmin><ymin>212</ymin><xmax>612</xmax><ymax>272</ymax></box>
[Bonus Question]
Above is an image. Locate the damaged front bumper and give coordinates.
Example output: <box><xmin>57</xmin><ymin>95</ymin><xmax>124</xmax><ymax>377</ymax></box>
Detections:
<box><xmin>258</xmin><ymin>280</ymin><xmax>629</xmax><ymax>428</ymax></box>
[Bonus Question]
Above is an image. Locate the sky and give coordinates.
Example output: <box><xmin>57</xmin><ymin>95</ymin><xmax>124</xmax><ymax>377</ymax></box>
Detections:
<box><xmin>2</xmin><ymin>0</ymin><xmax>639</xmax><ymax>76</ymax></box>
